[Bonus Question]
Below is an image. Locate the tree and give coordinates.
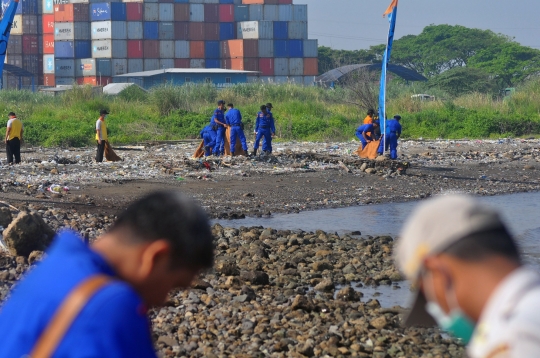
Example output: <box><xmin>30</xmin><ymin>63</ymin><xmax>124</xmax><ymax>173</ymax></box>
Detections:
<box><xmin>427</xmin><ymin>67</ymin><xmax>497</xmax><ymax>97</ymax></box>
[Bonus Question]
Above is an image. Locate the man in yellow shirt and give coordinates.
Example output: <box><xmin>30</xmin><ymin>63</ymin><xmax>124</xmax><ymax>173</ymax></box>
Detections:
<box><xmin>5</xmin><ymin>112</ymin><xmax>23</xmax><ymax>165</ymax></box>
<box><xmin>95</xmin><ymin>109</ymin><xmax>108</xmax><ymax>163</ymax></box>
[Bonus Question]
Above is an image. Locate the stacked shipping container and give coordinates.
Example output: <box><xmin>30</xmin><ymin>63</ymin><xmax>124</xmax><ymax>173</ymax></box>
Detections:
<box><xmin>2</xmin><ymin>0</ymin><xmax>318</xmax><ymax>88</ymax></box>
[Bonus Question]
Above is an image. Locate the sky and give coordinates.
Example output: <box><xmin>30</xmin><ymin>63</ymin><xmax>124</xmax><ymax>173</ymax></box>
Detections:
<box><xmin>302</xmin><ymin>0</ymin><xmax>540</xmax><ymax>51</ymax></box>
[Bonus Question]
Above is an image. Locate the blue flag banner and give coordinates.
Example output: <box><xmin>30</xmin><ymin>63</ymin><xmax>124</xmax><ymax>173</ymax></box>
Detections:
<box><xmin>0</xmin><ymin>0</ymin><xmax>20</xmax><ymax>87</ymax></box>
<box><xmin>379</xmin><ymin>0</ymin><xmax>398</xmax><ymax>152</ymax></box>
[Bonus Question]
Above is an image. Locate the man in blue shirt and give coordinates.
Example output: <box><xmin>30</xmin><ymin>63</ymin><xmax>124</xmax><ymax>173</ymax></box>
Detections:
<box><xmin>378</xmin><ymin>115</ymin><xmax>402</xmax><ymax>159</ymax></box>
<box><xmin>0</xmin><ymin>191</ymin><xmax>214</xmax><ymax>358</ymax></box>
<box><xmin>356</xmin><ymin>121</ymin><xmax>379</xmax><ymax>149</ymax></box>
<box><xmin>225</xmin><ymin>103</ymin><xmax>248</xmax><ymax>156</ymax></box>
<box><xmin>252</xmin><ymin>105</ymin><xmax>275</xmax><ymax>156</ymax></box>
<box><xmin>210</xmin><ymin>100</ymin><xmax>226</xmax><ymax>156</ymax></box>
<box><xmin>200</xmin><ymin>124</ymin><xmax>217</xmax><ymax>157</ymax></box>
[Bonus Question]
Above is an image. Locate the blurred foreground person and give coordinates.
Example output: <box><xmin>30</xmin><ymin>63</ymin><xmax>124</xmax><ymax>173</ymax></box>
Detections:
<box><xmin>0</xmin><ymin>191</ymin><xmax>214</xmax><ymax>358</ymax></box>
<box><xmin>396</xmin><ymin>194</ymin><xmax>540</xmax><ymax>358</ymax></box>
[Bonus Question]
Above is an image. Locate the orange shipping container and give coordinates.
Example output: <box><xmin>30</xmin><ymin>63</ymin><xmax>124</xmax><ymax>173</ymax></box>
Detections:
<box><xmin>43</xmin><ymin>74</ymin><xmax>55</xmax><ymax>87</ymax></box>
<box><xmin>190</xmin><ymin>41</ymin><xmax>205</xmax><ymax>58</ymax></box>
<box><xmin>222</xmin><ymin>58</ymin><xmax>258</xmax><ymax>72</ymax></box>
<box><xmin>303</xmin><ymin>58</ymin><xmax>318</xmax><ymax>76</ymax></box>
<box><xmin>221</xmin><ymin>39</ymin><xmax>258</xmax><ymax>58</ymax></box>
<box><xmin>42</xmin><ymin>14</ymin><xmax>54</xmax><ymax>34</ymax></box>
<box><xmin>76</xmin><ymin>76</ymin><xmax>113</xmax><ymax>86</ymax></box>
<box><xmin>43</xmin><ymin>34</ymin><xmax>55</xmax><ymax>54</ymax></box>
<box><xmin>54</xmin><ymin>4</ymin><xmax>89</xmax><ymax>22</ymax></box>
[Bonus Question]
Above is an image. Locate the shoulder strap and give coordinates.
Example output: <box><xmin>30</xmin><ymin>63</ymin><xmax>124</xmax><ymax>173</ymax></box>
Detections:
<box><xmin>30</xmin><ymin>275</ymin><xmax>113</xmax><ymax>358</ymax></box>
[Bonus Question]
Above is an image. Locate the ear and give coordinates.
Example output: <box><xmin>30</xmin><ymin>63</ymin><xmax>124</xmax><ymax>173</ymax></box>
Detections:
<box><xmin>139</xmin><ymin>240</ymin><xmax>171</xmax><ymax>279</ymax></box>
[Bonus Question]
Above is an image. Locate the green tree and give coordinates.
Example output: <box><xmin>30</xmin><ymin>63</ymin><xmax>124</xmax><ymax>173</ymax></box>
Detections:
<box><xmin>427</xmin><ymin>67</ymin><xmax>498</xmax><ymax>97</ymax></box>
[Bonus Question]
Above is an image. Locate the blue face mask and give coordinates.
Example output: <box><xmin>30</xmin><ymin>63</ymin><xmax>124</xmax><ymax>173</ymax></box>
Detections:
<box><xmin>425</xmin><ymin>300</ymin><xmax>476</xmax><ymax>344</ymax></box>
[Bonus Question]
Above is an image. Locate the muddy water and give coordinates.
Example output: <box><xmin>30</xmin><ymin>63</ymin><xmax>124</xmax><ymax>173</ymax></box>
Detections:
<box><xmin>217</xmin><ymin>192</ymin><xmax>540</xmax><ymax>307</ymax></box>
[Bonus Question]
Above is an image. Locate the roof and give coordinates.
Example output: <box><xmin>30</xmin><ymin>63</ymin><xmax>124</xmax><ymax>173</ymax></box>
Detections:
<box><xmin>3</xmin><ymin>64</ymin><xmax>35</xmax><ymax>77</ymax></box>
<box><xmin>316</xmin><ymin>64</ymin><xmax>428</xmax><ymax>83</ymax></box>
<box><xmin>116</xmin><ymin>68</ymin><xmax>260</xmax><ymax>78</ymax></box>
<box><xmin>103</xmin><ymin>83</ymin><xmax>146</xmax><ymax>95</ymax></box>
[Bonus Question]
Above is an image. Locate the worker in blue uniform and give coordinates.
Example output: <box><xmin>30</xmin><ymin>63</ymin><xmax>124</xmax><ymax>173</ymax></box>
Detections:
<box><xmin>210</xmin><ymin>100</ymin><xmax>226</xmax><ymax>156</ymax></box>
<box><xmin>225</xmin><ymin>103</ymin><xmax>248</xmax><ymax>156</ymax></box>
<box><xmin>252</xmin><ymin>105</ymin><xmax>275</xmax><ymax>156</ymax></box>
<box><xmin>200</xmin><ymin>124</ymin><xmax>216</xmax><ymax>157</ymax></box>
<box><xmin>356</xmin><ymin>121</ymin><xmax>379</xmax><ymax>149</ymax></box>
<box><xmin>386</xmin><ymin>114</ymin><xmax>402</xmax><ymax>159</ymax></box>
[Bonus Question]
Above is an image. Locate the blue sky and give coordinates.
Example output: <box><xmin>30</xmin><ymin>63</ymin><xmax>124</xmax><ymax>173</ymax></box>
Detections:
<box><xmin>303</xmin><ymin>0</ymin><xmax>540</xmax><ymax>50</ymax></box>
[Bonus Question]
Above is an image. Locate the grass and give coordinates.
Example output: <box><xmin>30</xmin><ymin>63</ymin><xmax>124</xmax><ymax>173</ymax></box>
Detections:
<box><xmin>4</xmin><ymin>79</ymin><xmax>540</xmax><ymax>147</ymax></box>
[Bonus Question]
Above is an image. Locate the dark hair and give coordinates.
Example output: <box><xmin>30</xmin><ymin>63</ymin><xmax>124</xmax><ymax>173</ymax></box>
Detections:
<box><xmin>8</xmin><ymin>112</ymin><xmax>16</xmax><ymax>117</ymax></box>
<box><xmin>227</xmin><ymin>103</ymin><xmax>233</xmax><ymax>108</ymax></box>
<box><xmin>443</xmin><ymin>227</ymin><xmax>521</xmax><ymax>263</ymax></box>
<box><xmin>367</xmin><ymin>109</ymin><xmax>375</xmax><ymax>115</ymax></box>
<box><xmin>260</xmin><ymin>105</ymin><xmax>267</xmax><ymax>111</ymax></box>
<box><xmin>110</xmin><ymin>191</ymin><xmax>214</xmax><ymax>269</ymax></box>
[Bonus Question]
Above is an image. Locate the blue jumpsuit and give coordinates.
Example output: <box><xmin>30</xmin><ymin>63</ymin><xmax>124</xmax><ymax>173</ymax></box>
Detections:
<box><xmin>225</xmin><ymin>108</ymin><xmax>248</xmax><ymax>154</ymax></box>
<box><xmin>254</xmin><ymin>111</ymin><xmax>275</xmax><ymax>153</ymax></box>
<box><xmin>355</xmin><ymin>123</ymin><xmax>374</xmax><ymax>149</ymax></box>
<box><xmin>386</xmin><ymin>119</ymin><xmax>402</xmax><ymax>159</ymax></box>
<box><xmin>210</xmin><ymin>108</ymin><xmax>226</xmax><ymax>155</ymax></box>
<box><xmin>200</xmin><ymin>125</ymin><xmax>216</xmax><ymax>157</ymax></box>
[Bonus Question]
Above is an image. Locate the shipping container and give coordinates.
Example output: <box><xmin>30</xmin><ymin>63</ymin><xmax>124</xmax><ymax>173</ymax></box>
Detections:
<box><xmin>159</xmin><ymin>22</ymin><xmax>174</xmax><ymax>40</ymax></box>
<box><xmin>6</xmin><ymin>54</ymin><xmax>23</xmax><ymax>68</ymax></box>
<box><xmin>7</xmin><ymin>35</ymin><xmax>22</xmax><ymax>54</ymax></box>
<box><xmin>279</xmin><ymin>0</ymin><xmax>293</xmax><ymax>4</ymax></box>
<box><xmin>56</xmin><ymin>40</ymin><xmax>91</xmax><ymax>58</ymax></box>
<box><xmin>219</xmin><ymin>22</ymin><xmax>234</xmax><ymax>40</ymax></box>
<box><xmin>128</xmin><ymin>58</ymin><xmax>143</xmax><ymax>73</ymax></box>
<box><xmin>127</xmin><ymin>40</ymin><xmax>143</xmax><ymax>58</ymax></box>
<box><xmin>274</xmin><ymin>58</ymin><xmax>288</xmax><ymax>76</ymax></box>
<box><xmin>43</xmin><ymin>33</ymin><xmax>54</xmax><ymax>54</ymax></box>
<box><xmin>55</xmin><ymin>58</ymin><xmax>75</xmax><ymax>77</ymax></box>
<box><xmin>158</xmin><ymin>3</ymin><xmax>173</xmax><ymax>21</ymax></box>
<box><xmin>222</xmin><ymin>58</ymin><xmax>258</xmax><ymax>71</ymax></box>
<box><xmin>174</xmin><ymin>4</ymin><xmax>189</xmax><ymax>21</ymax></box>
<box><xmin>242</xmin><ymin>0</ymin><xmax>278</xmax><ymax>4</ymax></box>
<box><xmin>204</xmin><ymin>40</ymin><xmax>219</xmax><ymax>59</ymax></box>
<box><xmin>174</xmin><ymin>22</ymin><xmax>189</xmax><ymax>40</ymax></box>
<box><xmin>91</xmin><ymin>21</ymin><xmax>127</xmax><ymax>40</ymax></box>
<box><xmin>289</xmin><ymin>39</ymin><xmax>303</xmax><ymax>57</ymax></box>
<box><xmin>218</xmin><ymin>4</ymin><xmax>233</xmax><ymax>22</ymax></box>
<box><xmin>159</xmin><ymin>59</ymin><xmax>174</xmax><ymax>69</ymax></box>
<box><xmin>142</xmin><ymin>40</ymin><xmax>159</xmax><ymax>58</ymax></box>
<box><xmin>303</xmin><ymin>58</ymin><xmax>317</xmax><ymax>75</ymax></box>
<box><xmin>55</xmin><ymin>22</ymin><xmax>91</xmax><ymax>41</ymax></box>
<box><xmin>288</xmin><ymin>21</ymin><xmax>307</xmax><ymax>39</ymax></box>
<box><xmin>42</xmin><ymin>0</ymin><xmax>53</xmax><ymax>14</ymax></box>
<box><xmin>174</xmin><ymin>58</ymin><xmax>189</xmax><ymax>68</ymax></box>
<box><xmin>22</xmin><ymin>34</ymin><xmax>39</xmax><ymax>54</ymax></box>
<box><xmin>92</xmin><ymin>39</ymin><xmax>127</xmax><ymax>58</ymax></box>
<box><xmin>143</xmin><ymin>59</ymin><xmax>159</xmax><ymax>71</ymax></box>
<box><xmin>126</xmin><ymin>3</ymin><xmax>142</xmax><ymax>21</ymax></box>
<box><xmin>11</xmin><ymin>15</ymin><xmax>38</xmax><ymax>35</ymax></box>
<box><xmin>110</xmin><ymin>58</ymin><xmax>127</xmax><ymax>76</ymax></box>
<box><xmin>233</xmin><ymin>5</ymin><xmax>248</xmax><ymax>22</ymax></box>
<box><xmin>190</xmin><ymin>59</ymin><xmax>205</xmax><ymax>68</ymax></box>
<box><xmin>303</xmin><ymin>75</ymin><xmax>315</xmax><ymax>86</ymax></box>
<box><xmin>258</xmin><ymin>39</ymin><xmax>273</xmax><ymax>57</ymax></box>
<box><xmin>248</xmin><ymin>4</ymin><xmax>262</xmax><ymax>21</ymax></box>
<box><xmin>56</xmin><ymin>77</ymin><xmax>75</xmax><ymax>86</ymax></box>
<box><xmin>22</xmin><ymin>54</ymin><xmax>40</xmax><ymax>75</ymax></box>
<box><xmin>189</xmin><ymin>41</ymin><xmax>204</xmax><ymax>58</ymax></box>
<box><xmin>258</xmin><ymin>58</ymin><xmax>273</xmax><ymax>76</ymax></box>
<box><xmin>273</xmin><ymin>21</ymin><xmax>287</xmax><ymax>39</ymax></box>
<box><xmin>143</xmin><ymin>3</ymin><xmax>158</xmax><ymax>21</ymax></box>
<box><xmin>292</xmin><ymin>4</ymin><xmax>307</xmax><ymax>21</ymax></box>
<box><xmin>219</xmin><ymin>0</ymin><xmax>239</xmax><ymax>3</ymax></box>
<box><xmin>273</xmin><ymin>40</ymin><xmax>288</xmax><ymax>57</ymax></box>
<box><xmin>237</xmin><ymin>21</ymin><xmax>272</xmax><ymax>39</ymax></box>
<box><xmin>289</xmin><ymin>58</ymin><xmax>303</xmax><ymax>75</ymax></box>
<box><xmin>277</xmin><ymin>4</ymin><xmax>292</xmax><ymax>21</ymax></box>
<box><xmin>220</xmin><ymin>39</ymin><xmax>257</xmax><ymax>58</ymax></box>
<box><xmin>204</xmin><ymin>3</ymin><xmax>218</xmax><ymax>22</ymax></box>
<box><xmin>42</xmin><ymin>14</ymin><xmax>54</xmax><ymax>34</ymax></box>
<box><xmin>289</xmin><ymin>76</ymin><xmax>303</xmax><ymax>84</ymax></box>
<box><xmin>303</xmin><ymin>39</ymin><xmax>317</xmax><ymax>58</ymax></box>
<box><xmin>54</xmin><ymin>4</ymin><xmax>89</xmax><ymax>22</ymax></box>
<box><xmin>174</xmin><ymin>40</ymin><xmax>189</xmax><ymax>58</ymax></box>
<box><xmin>127</xmin><ymin>22</ymin><xmax>143</xmax><ymax>40</ymax></box>
<box><xmin>75</xmin><ymin>58</ymin><xmax>96</xmax><ymax>77</ymax></box>
<box><xmin>43</xmin><ymin>54</ymin><xmax>54</xmax><ymax>74</ymax></box>
<box><xmin>205</xmin><ymin>59</ymin><xmax>220</xmax><ymax>68</ymax></box>
<box><xmin>2</xmin><ymin>0</ymin><xmax>38</xmax><ymax>15</ymax></box>
<box><xmin>143</xmin><ymin>22</ymin><xmax>159</xmax><ymax>40</ymax></box>
<box><xmin>77</xmin><ymin>76</ymin><xmax>112</xmax><ymax>86</ymax></box>
<box><xmin>204</xmin><ymin>23</ymin><xmax>219</xmax><ymax>41</ymax></box>
<box><xmin>188</xmin><ymin>22</ymin><xmax>204</xmax><ymax>41</ymax></box>
<box><xmin>90</xmin><ymin>2</ymin><xmax>126</xmax><ymax>21</ymax></box>
<box><xmin>189</xmin><ymin>4</ymin><xmax>203</xmax><ymax>22</ymax></box>
<box><xmin>263</xmin><ymin>4</ymin><xmax>278</xmax><ymax>21</ymax></box>
<box><xmin>43</xmin><ymin>74</ymin><xmax>55</xmax><ymax>86</ymax></box>
<box><xmin>159</xmin><ymin>40</ymin><xmax>174</xmax><ymax>58</ymax></box>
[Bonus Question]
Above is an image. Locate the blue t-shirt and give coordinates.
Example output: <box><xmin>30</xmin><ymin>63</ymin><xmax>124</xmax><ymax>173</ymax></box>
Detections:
<box><xmin>225</xmin><ymin>108</ymin><xmax>242</xmax><ymax>126</ymax></box>
<box><xmin>0</xmin><ymin>230</ymin><xmax>157</xmax><ymax>358</ymax></box>
<box><xmin>255</xmin><ymin>112</ymin><xmax>275</xmax><ymax>133</ymax></box>
<box><xmin>386</xmin><ymin>119</ymin><xmax>402</xmax><ymax>135</ymax></box>
<box><xmin>356</xmin><ymin>123</ymin><xmax>374</xmax><ymax>134</ymax></box>
<box><xmin>210</xmin><ymin>108</ymin><xmax>225</xmax><ymax>127</ymax></box>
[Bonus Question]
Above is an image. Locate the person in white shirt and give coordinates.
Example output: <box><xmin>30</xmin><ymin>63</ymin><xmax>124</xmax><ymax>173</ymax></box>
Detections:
<box><xmin>395</xmin><ymin>194</ymin><xmax>540</xmax><ymax>358</ymax></box>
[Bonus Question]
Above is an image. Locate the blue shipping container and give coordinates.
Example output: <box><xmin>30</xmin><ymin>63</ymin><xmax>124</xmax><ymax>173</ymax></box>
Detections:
<box><xmin>2</xmin><ymin>0</ymin><xmax>38</xmax><ymax>15</ymax></box>
<box><xmin>219</xmin><ymin>23</ymin><xmax>234</xmax><ymax>41</ymax></box>
<box><xmin>159</xmin><ymin>22</ymin><xmax>174</xmax><ymax>40</ymax></box>
<box><xmin>90</xmin><ymin>3</ymin><xmax>126</xmax><ymax>22</ymax></box>
<box><xmin>55</xmin><ymin>40</ymin><xmax>91</xmax><ymax>59</ymax></box>
<box><xmin>205</xmin><ymin>41</ymin><xmax>220</xmax><ymax>59</ymax></box>
<box><xmin>234</xmin><ymin>5</ymin><xmax>248</xmax><ymax>22</ymax></box>
<box><xmin>273</xmin><ymin>21</ymin><xmax>288</xmax><ymax>40</ymax></box>
<box><xmin>205</xmin><ymin>59</ymin><xmax>220</xmax><ymax>68</ymax></box>
<box><xmin>219</xmin><ymin>0</ymin><xmax>234</xmax><ymax>4</ymax></box>
<box><xmin>274</xmin><ymin>40</ymin><xmax>288</xmax><ymax>58</ymax></box>
<box><xmin>289</xmin><ymin>39</ymin><xmax>303</xmax><ymax>57</ymax></box>
<box><xmin>174</xmin><ymin>0</ymin><xmax>189</xmax><ymax>3</ymax></box>
<box><xmin>143</xmin><ymin>22</ymin><xmax>159</xmax><ymax>40</ymax></box>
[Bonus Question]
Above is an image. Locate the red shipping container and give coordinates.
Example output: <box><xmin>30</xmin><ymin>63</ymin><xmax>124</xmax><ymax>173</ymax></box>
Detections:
<box><xmin>222</xmin><ymin>58</ymin><xmax>258</xmax><ymax>72</ymax></box>
<box><xmin>143</xmin><ymin>40</ymin><xmax>160</xmax><ymax>59</ymax></box>
<box><xmin>204</xmin><ymin>23</ymin><xmax>219</xmax><ymax>41</ymax></box>
<box><xmin>42</xmin><ymin>34</ymin><xmax>55</xmax><ymax>54</ymax></box>
<box><xmin>54</xmin><ymin>4</ymin><xmax>89</xmax><ymax>22</ymax></box>
<box><xmin>174</xmin><ymin>22</ymin><xmax>189</xmax><ymax>40</ymax></box>
<box><xmin>127</xmin><ymin>40</ymin><xmax>143</xmax><ymax>58</ymax></box>
<box><xmin>259</xmin><ymin>58</ymin><xmax>274</xmax><ymax>76</ymax></box>
<box><xmin>42</xmin><ymin>14</ymin><xmax>55</xmax><ymax>34</ymax></box>
<box><xmin>174</xmin><ymin>4</ymin><xmax>189</xmax><ymax>22</ymax></box>
<box><xmin>204</xmin><ymin>4</ymin><xmax>219</xmax><ymax>23</ymax></box>
<box><xmin>189</xmin><ymin>41</ymin><xmax>205</xmax><ymax>59</ymax></box>
<box><xmin>188</xmin><ymin>23</ymin><xmax>204</xmax><ymax>41</ymax></box>
<box><xmin>221</xmin><ymin>39</ymin><xmax>258</xmax><ymax>58</ymax></box>
<box><xmin>77</xmin><ymin>76</ymin><xmax>113</xmax><ymax>86</ymax></box>
<box><xmin>126</xmin><ymin>3</ymin><xmax>143</xmax><ymax>21</ymax></box>
<box><xmin>22</xmin><ymin>34</ymin><xmax>39</xmax><ymax>55</ymax></box>
<box><xmin>242</xmin><ymin>0</ymin><xmax>279</xmax><ymax>3</ymax></box>
<box><xmin>303</xmin><ymin>58</ymin><xmax>318</xmax><ymax>76</ymax></box>
<box><xmin>219</xmin><ymin>4</ymin><xmax>234</xmax><ymax>22</ymax></box>
<box><xmin>174</xmin><ymin>59</ymin><xmax>190</xmax><ymax>68</ymax></box>
<box><xmin>43</xmin><ymin>74</ymin><xmax>55</xmax><ymax>86</ymax></box>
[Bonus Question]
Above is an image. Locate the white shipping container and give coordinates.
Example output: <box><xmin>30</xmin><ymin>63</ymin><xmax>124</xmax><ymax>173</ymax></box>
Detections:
<box><xmin>144</xmin><ymin>3</ymin><xmax>158</xmax><ymax>21</ymax></box>
<box><xmin>288</xmin><ymin>21</ymin><xmax>307</xmax><ymax>40</ymax></box>
<box><xmin>274</xmin><ymin>58</ymin><xmax>288</xmax><ymax>76</ymax></box>
<box><xmin>159</xmin><ymin>40</ymin><xmax>174</xmax><ymax>59</ymax></box>
<box><xmin>292</xmin><ymin>5</ymin><xmax>307</xmax><ymax>21</ymax></box>
<box><xmin>303</xmin><ymin>39</ymin><xmax>318</xmax><ymax>58</ymax></box>
<box><xmin>143</xmin><ymin>59</ymin><xmax>159</xmax><ymax>71</ymax></box>
<box><xmin>43</xmin><ymin>54</ymin><xmax>55</xmax><ymax>74</ymax></box>
<box><xmin>158</xmin><ymin>3</ymin><xmax>173</xmax><ymax>21</ymax></box>
<box><xmin>55</xmin><ymin>59</ymin><xmax>75</xmax><ymax>77</ymax></box>
<box><xmin>237</xmin><ymin>21</ymin><xmax>273</xmax><ymax>40</ymax></box>
<box><xmin>91</xmin><ymin>21</ymin><xmax>127</xmax><ymax>40</ymax></box>
<box><xmin>92</xmin><ymin>39</ymin><xmax>127</xmax><ymax>58</ymax></box>
<box><xmin>190</xmin><ymin>59</ymin><xmax>204</xmax><ymax>68</ymax></box>
<box><xmin>111</xmin><ymin>59</ymin><xmax>127</xmax><ymax>76</ymax></box>
<box><xmin>159</xmin><ymin>59</ymin><xmax>174</xmax><ymax>69</ymax></box>
<box><xmin>263</xmin><ymin>5</ymin><xmax>278</xmax><ymax>21</ymax></box>
<box><xmin>303</xmin><ymin>76</ymin><xmax>315</xmax><ymax>86</ymax></box>
<box><xmin>202</xmin><ymin>0</ymin><xmax>218</xmax><ymax>3</ymax></box>
<box><xmin>54</xmin><ymin>22</ymin><xmax>90</xmax><ymax>41</ymax></box>
<box><xmin>70</xmin><ymin>0</ymin><xmax>90</xmax><ymax>3</ymax></box>
<box><xmin>11</xmin><ymin>15</ymin><xmax>38</xmax><ymax>35</ymax></box>
<box><xmin>278</xmin><ymin>4</ymin><xmax>292</xmax><ymax>21</ymax></box>
<box><xmin>42</xmin><ymin>0</ymin><xmax>53</xmax><ymax>14</ymax></box>
<box><xmin>189</xmin><ymin>4</ymin><xmax>204</xmax><ymax>22</ymax></box>
<box><xmin>127</xmin><ymin>22</ymin><xmax>143</xmax><ymax>40</ymax></box>
<box><xmin>258</xmin><ymin>39</ymin><xmax>273</xmax><ymax>58</ymax></box>
<box><xmin>290</xmin><ymin>76</ymin><xmax>303</xmax><ymax>84</ymax></box>
<box><xmin>128</xmin><ymin>58</ymin><xmax>143</xmax><ymax>73</ymax></box>
<box><xmin>289</xmin><ymin>58</ymin><xmax>303</xmax><ymax>76</ymax></box>
<box><xmin>273</xmin><ymin>76</ymin><xmax>288</xmax><ymax>84</ymax></box>
<box><xmin>248</xmin><ymin>5</ymin><xmax>262</xmax><ymax>21</ymax></box>
<box><xmin>174</xmin><ymin>40</ymin><xmax>189</xmax><ymax>58</ymax></box>
<box><xmin>75</xmin><ymin>58</ymin><xmax>95</xmax><ymax>77</ymax></box>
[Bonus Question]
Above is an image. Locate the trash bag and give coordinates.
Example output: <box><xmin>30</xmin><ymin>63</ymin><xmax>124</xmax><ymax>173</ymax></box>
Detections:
<box><xmin>105</xmin><ymin>141</ymin><xmax>122</xmax><ymax>162</ymax></box>
<box><xmin>356</xmin><ymin>139</ymin><xmax>380</xmax><ymax>159</ymax></box>
<box><xmin>192</xmin><ymin>127</ymin><xmax>246</xmax><ymax>158</ymax></box>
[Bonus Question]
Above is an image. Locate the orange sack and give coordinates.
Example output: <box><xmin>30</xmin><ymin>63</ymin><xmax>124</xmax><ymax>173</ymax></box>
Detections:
<box><xmin>356</xmin><ymin>140</ymin><xmax>380</xmax><ymax>160</ymax></box>
<box><xmin>193</xmin><ymin>127</ymin><xmax>247</xmax><ymax>159</ymax></box>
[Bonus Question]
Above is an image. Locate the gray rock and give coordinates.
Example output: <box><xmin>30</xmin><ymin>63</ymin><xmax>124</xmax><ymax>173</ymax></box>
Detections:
<box><xmin>3</xmin><ymin>211</ymin><xmax>55</xmax><ymax>257</ymax></box>
<box><xmin>297</xmin><ymin>339</ymin><xmax>315</xmax><ymax>357</ymax></box>
<box><xmin>370</xmin><ymin>315</ymin><xmax>388</xmax><ymax>330</ymax></box>
<box><xmin>342</xmin><ymin>263</ymin><xmax>356</xmax><ymax>274</ymax></box>
<box><xmin>215</xmin><ymin>260</ymin><xmax>239</xmax><ymax>276</ymax></box>
<box><xmin>314</xmin><ymin>278</ymin><xmax>335</xmax><ymax>292</ymax></box>
<box><xmin>291</xmin><ymin>295</ymin><xmax>315</xmax><ymax>312</ymax></box>
<box><xmin>0</xmin><ymin>207</ymin><xmax>13</xmax><ymax>228</ymax></box>
<box><xmin>312</xmin><ymin>261</ymin><xmax>332</xmax><ymax>272</ymax></box>
<box><xmin>335</xmin><ymin>286</ymin><xmax>361</xmax><ymax>301</ymax></box>
<box><xmin>158</xmin><ymin>335</ymin><xmax>178</xmax><ymax>347</ymax></box>
<box><xmin>240</xmin><ymin>270</ymin><xmax>269</xmax><ymax>285</ymax></box>
<box><xmin>360</xmin><ymin>163</ymin><xmax>368</xmax><ymax>171</ymax></box>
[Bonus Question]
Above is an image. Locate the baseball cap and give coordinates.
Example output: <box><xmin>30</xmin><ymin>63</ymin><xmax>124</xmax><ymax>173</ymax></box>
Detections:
<box><xmin>266</xmin><ymin>103</ymin><xmax>273</xmax><ymax>108</ymax></box>
<box><xmin>394</xmin><ymin>114</ymin><xmax>401</xmax><ymax>120</ymax></box>
<box><xmin>100</xmin><ymin>109</ymin><xmax>109</xmax><ymax>115</ymax></box>
<box><xmin>395</xmin><ymin>194</ymin><xmax>506</xmax><ymax>326</ymax></box>
<box><xmin>217</xmin><ymin>100</ymin><xmax>225</xmax><ymax>105</ymax></box>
